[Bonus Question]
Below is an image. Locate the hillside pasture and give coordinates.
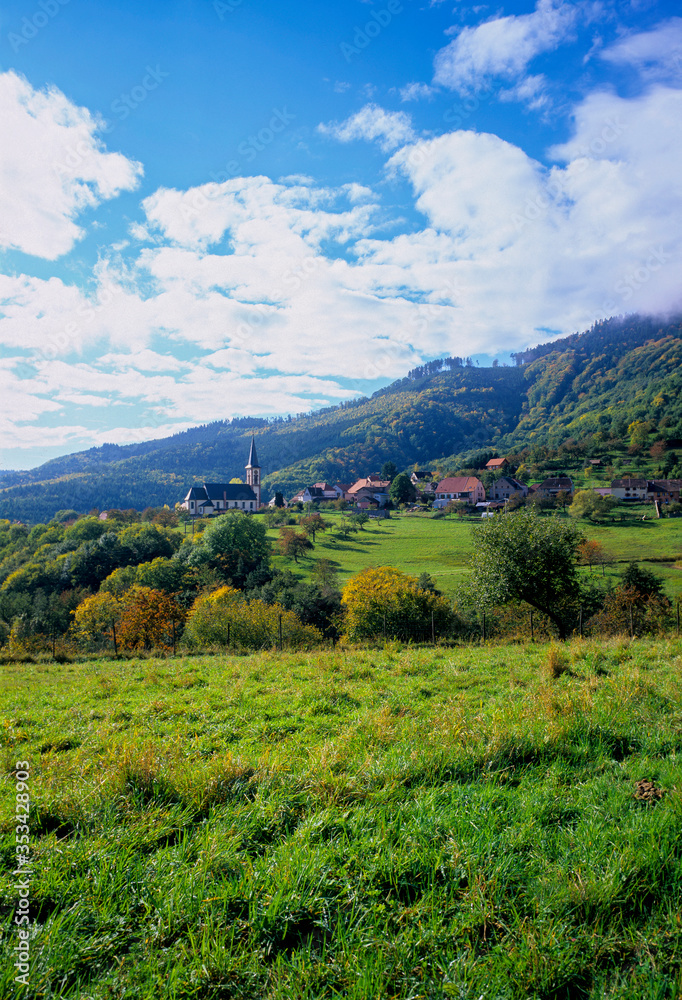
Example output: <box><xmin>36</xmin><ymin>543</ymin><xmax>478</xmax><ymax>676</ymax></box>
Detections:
<box><xmin>268</xmin><ymin>509</ymin><xmax>682</xmax><ymax>600</ymax></box>
<box><xmin>2</xmin><ymin>640</ymin><xmax>682</xmax><ymax>998</ymax></box>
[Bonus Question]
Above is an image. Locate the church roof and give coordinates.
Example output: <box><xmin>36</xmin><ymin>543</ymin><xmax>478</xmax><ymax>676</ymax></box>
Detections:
<box><xmin>204</xmin><ymin>482</ymin><xmax>257</xmax><ymax>501</ymax></box>
<box><xmin>246</xmin><ymin>435</ymin><xmax>260</xmax><ymax>468</ymax></box>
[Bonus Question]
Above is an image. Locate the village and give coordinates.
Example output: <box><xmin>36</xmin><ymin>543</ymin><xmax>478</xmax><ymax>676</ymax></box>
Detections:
<box><xmin>180</xmin><ymin>439</ymin><xmax>682</xmax><ymax>518</ymax></box>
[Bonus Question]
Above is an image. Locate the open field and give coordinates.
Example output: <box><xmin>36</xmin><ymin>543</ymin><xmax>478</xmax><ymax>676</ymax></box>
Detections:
<box><xmin>267</xmin><ymin>510</ymin><xmax>682</xmax><ymax>600</ymax></box>
<box><xmin>2</xmin><ymin>640</ymin><xmax>682</xmax><ymax>998</ymax></box>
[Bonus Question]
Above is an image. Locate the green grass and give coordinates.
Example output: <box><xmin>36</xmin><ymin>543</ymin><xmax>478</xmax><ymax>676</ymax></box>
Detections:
<box><xmin>269</xmin><ymin>510</ymin><xmax>682</xmax><ymax>600</ymax></box>
<box><xmin>268</xmin><ymin>512</ymin><xmax>475</xmax><ymax>594</ymax></box>
<box><xmin>3</xmin><ymin>640</ymin><xmax>682</xmax><ymax>998</ymax></box>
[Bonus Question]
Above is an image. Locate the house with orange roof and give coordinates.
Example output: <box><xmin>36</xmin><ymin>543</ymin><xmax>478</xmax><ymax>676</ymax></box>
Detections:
<box><xmin>433</xmin><ymin>476</ymin><xmax>485</xmax><ymax>508</ymax></box>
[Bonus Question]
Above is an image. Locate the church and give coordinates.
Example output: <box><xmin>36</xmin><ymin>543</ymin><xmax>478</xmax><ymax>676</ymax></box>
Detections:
<box><xmin>181</xmin><ymin>436</ymin><xmax>261</xmax><ymax>516</ymax></box>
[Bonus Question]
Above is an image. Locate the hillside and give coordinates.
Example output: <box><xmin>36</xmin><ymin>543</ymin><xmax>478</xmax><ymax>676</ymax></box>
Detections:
<box><xmin>3</xmin><ymin>641</ymin><xmax>682</xmax><ymax>997</ymax></box>
<box><xmin>1</xmin><ymin>313</ymin><xmax>681</xmax><ymax>522</ymax></box>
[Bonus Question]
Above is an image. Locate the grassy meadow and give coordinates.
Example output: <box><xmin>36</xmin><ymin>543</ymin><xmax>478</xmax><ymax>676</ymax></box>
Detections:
<box><xmin>265</xmin><ymin>509</ymin><xmax>682</xmax><ymax>600</ymax></box>
<box><xmin>2</xmin><ymin>639</ymin><xmax>682</xmax><ymax>998</ymax></box>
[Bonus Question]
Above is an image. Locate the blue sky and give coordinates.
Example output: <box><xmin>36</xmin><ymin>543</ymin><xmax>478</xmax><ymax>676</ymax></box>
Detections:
<box><xmin>0</xmin><ymin>0</ymin><xmax>681</xmax><ymax>469</ymax></box>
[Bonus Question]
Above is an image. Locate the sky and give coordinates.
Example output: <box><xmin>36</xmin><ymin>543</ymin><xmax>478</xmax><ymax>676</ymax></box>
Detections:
<box><xmin>0</xmin><ymin>0</ymin><xmax>681</xmax><ymax>470</ymax></box>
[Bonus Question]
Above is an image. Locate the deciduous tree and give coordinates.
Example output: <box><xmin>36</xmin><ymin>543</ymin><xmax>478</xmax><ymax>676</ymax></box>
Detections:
<box><xmin>198</xmin><ymin>511</ymin><xmax>270</xmax><ymax>586</ymax></box>
<box><xmin>341</xmin><ymin>566</ymin><xmax>454</xmax><ymax>642</ymax></box>
<box><xmin>389</xmin><ymin>472</ymin><xmax>417</xmax><ymax>506</ymax></box>
<box><xmin>468</xmin><ymin>509</ymin><xmax>584</xmax><ymax>640</ymax></box>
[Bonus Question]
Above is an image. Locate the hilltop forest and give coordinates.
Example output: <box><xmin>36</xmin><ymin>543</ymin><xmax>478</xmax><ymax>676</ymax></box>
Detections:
<box><xmin>2</xmin><ymin>313</ymin><xmax>682</xmax><ymax>522</ymax></box>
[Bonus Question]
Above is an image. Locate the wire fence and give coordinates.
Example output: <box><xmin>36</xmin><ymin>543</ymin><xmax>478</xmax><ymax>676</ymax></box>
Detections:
<box><xmin>2</xmin><ymin>598</ymin><xmax>681</xmax><ymax>662</ymax></box>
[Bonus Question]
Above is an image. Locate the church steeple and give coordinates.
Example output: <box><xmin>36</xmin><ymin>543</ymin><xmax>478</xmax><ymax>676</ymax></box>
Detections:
<box><xmin>245</xmin><ymin>435</ymin><xmax>261</xmax><ymax>507</ymax></box>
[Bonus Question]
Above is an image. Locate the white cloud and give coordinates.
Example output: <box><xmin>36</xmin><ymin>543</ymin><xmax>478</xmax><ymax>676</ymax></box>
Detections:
<box><xmin>433</xmin><ymin>0</ymin><xmax>582</xmax><ymax>93</ymax></box>
<box><xmin>3</xmin><ymin>77</ymin><xmax>682</xmax><ymax>464</ymax></box>
<box><xmin>381</xmin><ymin>85</ymin><xmax>682</xmax><ymax>338</ymax></box>
<box><xmin>399</xmin><ymin>82</ymin><xmax>435</xmax><ymax>102</ymax></box>
<box><xmin>601</xmin><ymin>17</ymin><xmax>682</xmax><ymax>84</ymax></box>
<box><xmin>318</xmin><ymin>104</ymin><xmax>417</xmax><ymax>152</ymax></box>
<box><xmin>0</xmin><ymin>71</ymin><xmax>142</xmax><ymax>260</ymax></box>
<box><xmin>499</xmin><ymin>74</ymin><xmax>551</xmax><ymax>111</ymax></box>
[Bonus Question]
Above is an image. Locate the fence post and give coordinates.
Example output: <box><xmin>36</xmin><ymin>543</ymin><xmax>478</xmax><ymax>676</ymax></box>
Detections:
<box><xmin>112</xmin><ymin>622</ymin><xmax>118</xmax><ymax>658</ymax></box>
<box><xmin>279</xmin><ymin>615</ymin><xmax>283</xmax><ymax>651</ymax></box>
<box><xmin>530</xmin><ymin>609</ymin><xmax>534</xmax><ymax>643</ymax></box>
<box><xmin>171</xmin><ymin>619</ymin><xmax>176</xmax><ymax>656</ymax></box>
<box><xmin>482</xmin><ymin>612</ymin><xmax>486</xmax><ymax>643</ymax></box>
<box><xmin>579</xmin><ymin>608</ymin><xmax>583</xmax><ymax>640</ymax></box>
<box><xmin>227</xmin><ymin>621</ymin><xmax>230</xmax><ymax>651</ymax></box>
<box><xmin>629</xmin><ymin>603</ymin><xmax>634</xmax><ymax>639</ymax></box>
<box><xmin>383</xmin><ymin>614</ymin><xmax>386</xmax><ymax>640</ymax></box>
<box><xmin>431</xmin><ymin>610</ymin><xmax>435</xmax><ymax>645</ymax></box>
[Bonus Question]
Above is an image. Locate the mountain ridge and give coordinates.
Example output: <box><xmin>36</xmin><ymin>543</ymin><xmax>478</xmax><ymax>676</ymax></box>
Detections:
<box><xmin>2</xmin><ymin>313</ymin><xmax>681</xmax><ymax>522</ymax></box>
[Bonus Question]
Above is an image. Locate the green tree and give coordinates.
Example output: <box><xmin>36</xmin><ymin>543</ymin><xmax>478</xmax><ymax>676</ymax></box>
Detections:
<box><xmin>389</xmin><ymin>472</ymin><xmax>417</xmax><ymax>506</ymax></box>
<box><xmin>468</xmin><ymin>509</ymin><xmax>584</xmax><ymax>640</ymax></box>
<box><xmin>278</xmin><ymin>527</ymin><xmax>313</xmax><ymax>563</ymax></box>
<box><xmin>620</xmin><ymin>562</ymin><xmax>665</xmax><ymax>600</ymax></box>
<box><xmin>198</xmin><ymin>511</ymin><xmax>270</xmax><ymax>587</ymax></box>
<box><xmin>299</xmin><ymin>513</ymin><xmax>328</xmax><ymax>542</ymax></box>
<box><xmin>569</xmin><ymin>490</ymin><xmax>617</xmax><ymax>522</ymax></box>
<box><xmin>71</xmin><ymin>591</ymin><xmax>124</xmax><ymax>655</ymax></box>
<box><xmin>381</xmin><ymin>461</ymin><xmax>398</xmax><ymax>481</ymax></box>
<box><xmin>184</xmin><ymin>586</ymin><xmax>322</xmax><ymax>650</ymax></box>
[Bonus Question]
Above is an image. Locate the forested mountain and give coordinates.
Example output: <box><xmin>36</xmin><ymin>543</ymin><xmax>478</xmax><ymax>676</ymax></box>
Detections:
<box><xmin>2</xmin><ymin>313</ymin><xmax>681</xmax><ymax>522</ymax></box>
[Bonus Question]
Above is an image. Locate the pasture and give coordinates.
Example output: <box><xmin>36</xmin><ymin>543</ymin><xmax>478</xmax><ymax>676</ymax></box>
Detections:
<box><xmin>267</xmin><ymin>509</ymin><xmax>682</xmax><ymax>599</ymax></box>
<box><xmin>2</xmin><ymin>639</ymin><xmax>682</xmax><ymax>998</ymax></box>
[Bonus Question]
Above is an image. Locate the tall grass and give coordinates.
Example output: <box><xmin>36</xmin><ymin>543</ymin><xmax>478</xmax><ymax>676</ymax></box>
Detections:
<box><xmin>2</xmin><ymin>640</ymin><xmax>682</xmax><ymax>998</ymax></box>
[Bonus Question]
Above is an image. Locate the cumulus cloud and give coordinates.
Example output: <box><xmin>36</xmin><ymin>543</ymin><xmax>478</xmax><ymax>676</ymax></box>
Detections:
<box><xmin>0</xmin><ymin>71</ymin><xmax>142</xmax><ymax>260</ymax></box>
<box><xmin>433</xmin><ymin>0</ymin><xmax>582</xmax><ymax>93</ymax></box>
<box><xmin>318</xmin><ymin>104</ymin><xmax>417</xmax><ymax>152</ymax></box>
<box><xmin>381</xmin><ymin>84</ymin><xmax>682</xmax><ymax>338</ymax></box>
<box><xmin>4</xmin><ymin>56</ymin><xmax>682</xmax><ymax>464</ymax></box>
<box><xmin>600</xmin><ymin>17</ymin><xmax>682</xmax><ymax>84</ymax></box>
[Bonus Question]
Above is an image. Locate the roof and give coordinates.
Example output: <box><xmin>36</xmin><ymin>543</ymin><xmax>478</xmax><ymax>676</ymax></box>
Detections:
<box><xmin>436</xmin><ymin>477</ymin><xmax>483</xmax><ymax>492</ymax></box>
<box><xmin>203</xmin><ymin>482</ymin><xmax>257</xmax><ymax>501</ymax></box>
<box><xmin>611</xmin><ymin>478</ymin><xmax>648</xmax><ymax>489</ymax></box>
<box><xmin>246</xmin><ymin>435</ymin><xmax>260</xmax><ymax>469</ymax></box>
<box><xmin>313</xmin><ymin>482</ymin><xmax>337</xmax><ymax>492</ymax></box>
<box><xmin>495</xmin><ymin>476</ymin><xmax>525</xmax><ymax>489</ymax></box>
<box><xmin>538</xmin><ymin>477</ymin><xmax>573</xmax><ymax>490</ymax></box>
<box><xmin>185</xmin><ymin>486</ymin><xmax>208</xmax><ymax>501</ymax></box>
<box><xmin>485</xmin><ymin>458</ymin><xmax>508</xmax><ymax>468</ymax></box>
<box><xmin>348</xmin><ymin>478</ymin><xmax>390</xmax><ymax>493</ymax></box>
<box><xmin>411</xmin><ymin>470</ymin><xmax>432</xmax><ymax>479</ymax></box>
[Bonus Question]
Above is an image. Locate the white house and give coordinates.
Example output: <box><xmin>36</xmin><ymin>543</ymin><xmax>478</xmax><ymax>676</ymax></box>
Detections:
<box><xmin>433</xmin><ymin>476</ymin><xmax>486</xmax><ymax>509</ymax></box>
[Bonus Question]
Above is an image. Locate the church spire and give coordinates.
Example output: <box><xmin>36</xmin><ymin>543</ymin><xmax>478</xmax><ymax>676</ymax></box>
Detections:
<box><xmin>246</xmin><ymin>434</ymin><xmax>259</xmax><ymax>469</ymax></box>
<box><xmin>245</xmin><ymin>435</ymin><xmax>261</xmax><ymax>507</ymax></box>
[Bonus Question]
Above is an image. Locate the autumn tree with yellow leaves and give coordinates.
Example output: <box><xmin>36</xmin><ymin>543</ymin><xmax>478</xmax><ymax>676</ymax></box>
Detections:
<box><xmin>340</xmin><ymin>566</ymin><xmax>455</xmax><ymax>643</ymax></box>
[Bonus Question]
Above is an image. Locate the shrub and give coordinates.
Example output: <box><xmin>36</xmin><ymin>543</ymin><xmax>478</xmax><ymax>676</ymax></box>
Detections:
<box><xmin>183</xmin><ymin>586</ymin><xmax>323</xmax><ymax>650</ymax></box>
